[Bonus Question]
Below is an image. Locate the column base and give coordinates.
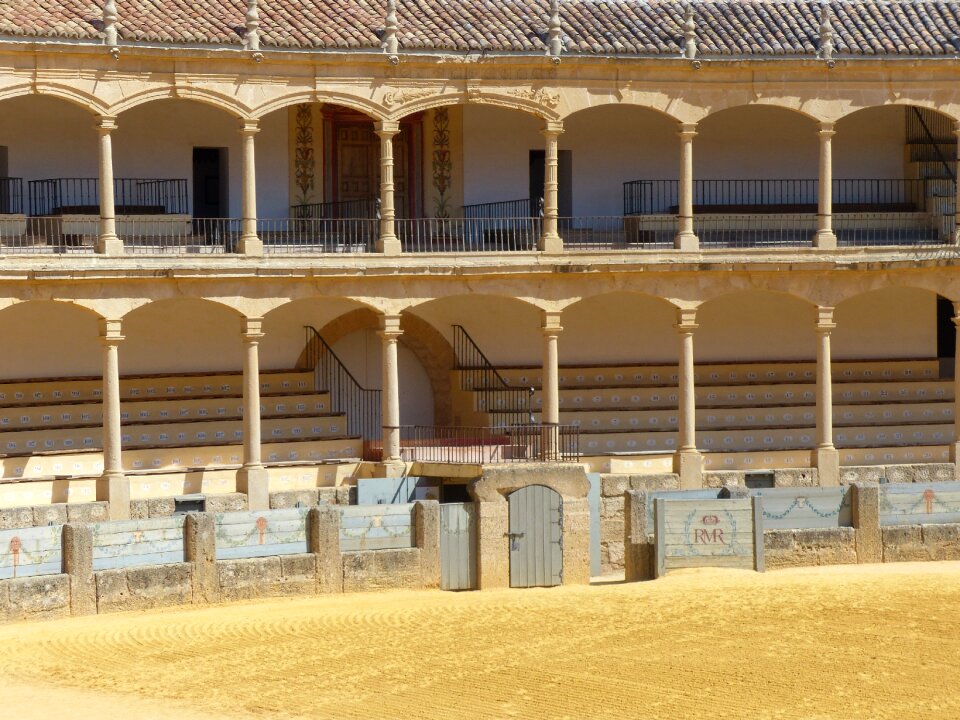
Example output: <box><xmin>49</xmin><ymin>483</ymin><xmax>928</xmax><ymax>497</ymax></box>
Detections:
<box><xmin>539</xmin><ymin>233</ymin><xmax>564</xmax><ymax>255</ymax></box>
<box><xmin>813</xmin><ymin>446</ymin><xmax>840</xmax><ymax>487</ymax></box>
<box><xmin>673</xmin><ymin>449</ymin><xmax>704</xmax><ymax>489</ymax></box>
<box><xmin>238</xmin><ymin>235</ymin><xmax>263</xmax><ymax>256</ymax></box>
<box><xmin>97</xmin><ymin>471</ymin><xmax>130</xmax><ymax>520</ymax></box>
<box><xmin>376</xmin><ymin>460</ymin><xmax>408</xmax><ymax>478</ymax></box>
<box><xmin>95</xmin><ymin>233</ymin><xmax>124</xmax><ymax>256</ymax></box>
<box><xmin>377</xmin><ymin>235</ymin><xmax>402</xmax><ymax>256</ymax></box>
<box><xmin>236</xmin><ymin>465</ymin><xmax>270</xmax><ymax>510</ymax></box>
<box><xmin>813</xmin><ymin>230</ymin><xmax>837</xmax><ymax>250</ymax></box>
<box><xmin>673</xmin><ymin>231</ymin><xmax>699</xmax><ymax>251</ymax></box>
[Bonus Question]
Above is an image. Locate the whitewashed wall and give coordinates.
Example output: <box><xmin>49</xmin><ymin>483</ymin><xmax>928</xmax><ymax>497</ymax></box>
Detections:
<box><xmin>0</xmin><ymin>302</ymin><xmax>101</xmax><ymax>379</ymax></box>
<box><xmin>834</xmin><ymin>287</ymin><xmax>936</xmax><ymax>360</ymax></box>
<box><xmin>461</xmin><ymin>106</ymin><xmax>542</xmax><ymax>207</ymax></box>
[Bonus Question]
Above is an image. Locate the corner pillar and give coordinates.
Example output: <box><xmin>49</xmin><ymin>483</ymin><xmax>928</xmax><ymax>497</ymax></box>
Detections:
<box><xmin>236</xmin><ymin>317</ymin><xmax>269</xmax><ymax>509</ymax></box>
<box><xmin>539</xmin><ymin>120</ymin><xmax>564</xmax><ymax>254</ymax></box>
<box><xmin>379</xmin><ymin>314</ymin><xmax>403</xmax><ymax>473</ymax></box>
<box><xmin>814</xmin><ymin>307</ymin><xmax>840</xmax><ymax>486</ymax></box>
<box><xmin>96</xmin><ymin>116</ymin><xmax>123</xmax><ymax>255</ymax></box>
<box><xmin>675</xmin><ymin>123</ymin><xmax>699</xmax><ymax>251</ymax></box>
<box><xmin>239</xmin><ymin>119</ymin><xmax>262</xmax><ymax>256</ymax></box>
<box><xmin>815</xmin><ymin>122</ymin><xmax>837</xmax><ymax>249</ymax></box>
<box><xmin>98</xmin><ymin>319</ymin><xmax>128</xmax><ymax>519</ymax></box>
<box><xmin>674</xmin><ymin>307</ymin><xmax>702</xmax><ymax>488</ymax></box>
<box><xmin>375</xmin><ymin>121</ymin><xmax>402</xmax><ymax>255</ymax></box>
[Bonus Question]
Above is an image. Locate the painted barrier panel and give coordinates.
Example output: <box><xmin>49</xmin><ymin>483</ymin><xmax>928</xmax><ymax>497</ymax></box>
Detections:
<box><xmin>0</xmin><ymin>525</ymin><xmax>63</xmax><ymax>580</ymax></box>
<box><xmin>655</xmin><ymin>497</ymin><xmax>763</xmax><ymax>576</ymax></box>
<box><xmin>644</xmin><ymin>489</ymin><xmax>720</xmax><ymax>531</ymax></box>
<box><xmin>93</xmin><ymin>516</ymin><xmax>185</xmax><ymax>571</ymax></box>
<box><xmin>753</xmin><ymin>486</ymin><xmax>852</xmax><ymax>530</ymax></box>
<box><xmin>215</xmin><ymin>508</ymin><xmax>309</xmax><ymax>560</ymax></box>
<box><xmin>879</xmin><ymin>481</ymin><xmax>960</xmax><ymax>526</ymax></box>
<box><xmin>340</xmin><ymin>504</ymin><xmax>414</xmax><ymax>552</ymax></box>
<box><xmin>356</xmin><ymin>477</ymin><xmax>437</xmax><ymax>505</ymax></box>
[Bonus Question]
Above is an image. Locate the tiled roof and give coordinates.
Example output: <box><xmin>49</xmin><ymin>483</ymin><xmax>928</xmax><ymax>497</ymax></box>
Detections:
<box><xmin>1</xmin><ymin>1</ymin><xmax>959</xmax><ymax>56</ymax></box>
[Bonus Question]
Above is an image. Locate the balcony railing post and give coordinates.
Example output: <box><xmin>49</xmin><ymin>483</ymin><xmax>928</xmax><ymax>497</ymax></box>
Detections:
<box><xmin>815</xmin><ymin>121</ymin><xmax>838</xmax><ymax>249</ymax></box>
<box><xmin>375</xmin><ymin>121</ymin><xmax>402</xmax><ymax>256</ymax></box>
<box><xmin>539</xmin><ymin>119</ymin><xmax>564</xmax><ymax>254</ymax></box>
<box><xmin>96</xmin><ymin>116</ymin><xmax>123</xmax><ymax>255</ymax></box>
<box><xmin>675</xmin><ymin>123</ymin><xmax>699</xmax><ymax>251</ymax></box>
<box><xmin>239</xmin><ymin>119</ymin><xmax>263</xmax><ymax>256</ymax></box>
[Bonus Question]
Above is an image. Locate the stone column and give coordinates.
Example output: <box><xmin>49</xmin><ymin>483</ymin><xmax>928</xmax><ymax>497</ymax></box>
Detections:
<box><xmin>814</xmin><ymin>306</ymin><xmax>840</xmax><ymax>486</ymax></box>
<box><xmin>815</xmin><ymin>122</ymin><xmax>838</xmax><ymax>249</ymax></box>
<box><xmin>236</xmin><ymin>317</ymin><xmax>269</xmax><ymax>509</ymax></box>
<box><xmin>674</xmin><ymin>307</ymin><xmax>702</xmax><ymax>488</ymax></box>
<box><xmin>379</xmin><ymin>314</ymin><xmax>404</xmax><ymax>473</ymax></box>
<box><xmin>951</xmin><ymin>304</ymin><xmax>960</xmax><ymax>469</ymax></box>
<box><xmin>675</xmin><ymin>122</ymin><xmax>699</xmax><ymax>251</ymax></box>
<box><xmin>375</xmin><ymin>120</ymin><xmax>401</xmax><ymax>255</ymax></box>
<box><xmin>239</xmin><ymin>119</ymin><xmax>262</xmax><ymax>256</ymax></box>
<box><xmin>96</xmin><ymin>116</ymin><xmax>123</xmax><ymax>255</ymax></box>
<box><xmin>541</xmin><ymin>310</ymin><xmax>563</xmax><ymax>460</ymax></box>
<box><xmin>539</xmin><ymin>120</ymin><xmax>564</xmax><ymax>254</ymax></box>
<box><xmin>98</xmin><ymin>319</ymin><xmax>129</xmax><ymax>520</ymax></box>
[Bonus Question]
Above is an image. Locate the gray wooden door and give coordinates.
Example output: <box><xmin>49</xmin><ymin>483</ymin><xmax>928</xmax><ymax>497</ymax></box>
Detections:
<box><xmin>508</xmin><ymin>485</ymin><xmax>563</xmax><ymax>588</ymax></box>
<box><xmin>440</xmin><ymin>502</ymin><xmax>477</xmax><ymax>591</ymax></box>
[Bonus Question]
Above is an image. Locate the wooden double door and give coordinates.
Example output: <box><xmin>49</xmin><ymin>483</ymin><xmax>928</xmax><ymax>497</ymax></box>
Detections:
<box><xmin>335</xmin><ymin>123</ymin><xmax>413</xmax><ymax>218</ymax></box>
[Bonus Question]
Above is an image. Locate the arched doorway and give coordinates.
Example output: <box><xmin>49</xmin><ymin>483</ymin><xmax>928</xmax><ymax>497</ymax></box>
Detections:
<box><xmin>508</xmin><ymin>484</ymin><xmax>563</xmax><ymax>588</ymax></box>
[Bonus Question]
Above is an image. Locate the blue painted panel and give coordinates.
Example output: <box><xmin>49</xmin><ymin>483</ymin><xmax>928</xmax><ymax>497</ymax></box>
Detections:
<box><xmin>214</xmin><ymin>508</ymin><xmax>308</xmax><ymax>560</ymax></box>
<box><xmin>92</xmin><ymin>516</ymin><xmax>186</xmax><ymax>571</ymax></box>
<box><xmin>751</xmin><ymin>487</ymin><xmax>851</xmax><ymax>530</ymax></box>
<box><xmin>879</xmin><ymin>481</ymin><xmax>960</xmax><ymax>526</ymax></box>
<box><xmin>338</xmin><ymin>503</ymin><xmax>414</xmax><ymax>551</ymax></box>
<box><xmin>356</xmin><ymin>477</ymin><xmax>435</xmax><ymax>505</ymax></box>
<box><xmin>645</xmin><ymin>489</ymin><xmax>721</xmax><ymax>530</ymax></box>
<box><xmin>587</xmin><ymin>473</ymin><xmax>601</xmax><ymax>576</ymax></box>
<box><xmin>0</xmin><ymin>525</ymin><xmax>63</xmax><ymax>580</ymax></box>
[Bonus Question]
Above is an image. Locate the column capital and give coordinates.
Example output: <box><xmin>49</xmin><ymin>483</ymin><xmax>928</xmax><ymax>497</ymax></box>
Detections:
<box><xmin>379</xmin><ymin>313</ymin><xmax>403</xmax><ymax>338</ymax></box>
<box><xmin>675</xmin><ymin>307</ymin><xmax>698</xmax><ymax>332</ymax></box>
<box><xmin>678</xmin><ymin>122</ymin><xmax>698</xmax><ymax>138</ymax></box>
<box><xmin>97</xmin><ymin>115</ymin><xmax>118</xmax><ymax>132</ymax></box>
<box><xmin>816</xmin><ymin>306</ymin><xmax>836</xmax><ymax>332</ymax></box>
<box><xmin>541</xmin><ymin>310</ymin><xmax>563</xmax><ymax>335</ymax></box>
<box><xmin>242</xmin><ymin>316</ymin><xmax>265</xmax><ymax>340</ymax></box>
<box><xmin>541</xmin><ymin>119</ymin><xmax>564</xmax><ymax>137</ymax></box>
<box><xmin>818</xmin><ymin>121</ymin><xmax>836</xmax><ymax>137</ymax></box>
<box><xmin>375</xmin><ymin>120</ymin><xmax>401</xmax><ymax>137</ymax></box>
<box><xmin>98</xmin><ymin>318</ymin><xmax>124</xmax><ymax>343</ymax></box>
<box><xmin>239</xmin><ymin>119</ymin><xmax>260</xmax><ymax>135</ymax></box>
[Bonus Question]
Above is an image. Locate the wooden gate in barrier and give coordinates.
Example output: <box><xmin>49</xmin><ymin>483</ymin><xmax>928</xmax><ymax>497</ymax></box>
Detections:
<box><xmin>507</xmin><ymin>485</ymin><xmax>563</xmax><ymax>588</ymax></box>
<box><xmin>653</xmin><ymin>496</ymin><xmax>764</xmax><ymax>577</ymax></box>
<box><xmin>440</xmin><ymin>502</ymin><xmax>477</xmax><ymax>591</ymax></box>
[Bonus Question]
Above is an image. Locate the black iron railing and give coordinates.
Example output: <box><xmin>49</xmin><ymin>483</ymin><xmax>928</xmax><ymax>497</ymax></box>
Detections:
<box><xmin>27</xmin><ymin>178</ymin><xmax>188</xmax><ymax>216</ymax></box>
<box><xmin>290</xmin><ymin>198</ymin><xmax>379</xmax><ymax>220</ymax></box>
<box><xmin>0</xmin><ymin>178</ymin><xmax>23</xmax><ymax>214</ymax></box>
<box><xmin>908</xmin><ymin>107</ymin><xmax>957</xmax><ymax>184</ymax></box>
<box><xmin>397</xmin><ymin>217</ymin><xmax>540</xmax><ymax>252</ymax></box>
<box><xmin>367</xmin><ymin>424</ymin><xmax>579</xmax><ymax>464</ymax></box>
<box><xmin>453</xmin><ymin>325</ymin><xmax>531</xmax><ymax>426</ymax></box>
<box><xmin>623</xmin><ymin>178</ymin><xmax>930</xmax><ymax>215</ymax></box>
<box><xmin>259</xmin><ymin>218</ymin><xmax>376</xmax><ymax>253</ymax></box>
<box><xmin>462</xmin><ymin>197</ymin><xmax>540</xmax><ymax>220</ymax></box>
<box><xmin>304</xmin><ymin>326</ymin><xmax>380</xmax><ymax>458</ymax></box>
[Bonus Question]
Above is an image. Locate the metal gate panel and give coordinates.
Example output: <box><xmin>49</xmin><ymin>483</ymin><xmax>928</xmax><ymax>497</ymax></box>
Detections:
<box><xmin>440</xmin><ymin>502</ymin><xmax>477</xmax><ymax>591</ymax></box>
<box><xmin>508</xmin><ymin>485</ymin><xmax>563</xmax><ymax>588</ymax></box>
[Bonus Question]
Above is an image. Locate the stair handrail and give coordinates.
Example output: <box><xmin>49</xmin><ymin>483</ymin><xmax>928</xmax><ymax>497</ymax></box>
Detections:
<box><xmin>452</xmin><ymin>324</ymin><xmax>531</xmax><ymax>427</ymax></box>
<box><xmin>912</xmin><ymin>107</ymin><xmax>956</xmax><ymax>184</ymax></box>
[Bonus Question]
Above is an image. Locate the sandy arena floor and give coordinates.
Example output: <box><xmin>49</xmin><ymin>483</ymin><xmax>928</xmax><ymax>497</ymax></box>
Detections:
<box><xmin>1</xmin><ymin>562</ymin><xmax>959</xmax><ymax>719</ymax></box>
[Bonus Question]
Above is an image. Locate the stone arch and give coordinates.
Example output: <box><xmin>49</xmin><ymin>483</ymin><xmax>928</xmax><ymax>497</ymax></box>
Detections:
<box><xmin>833</xmin><ymin>286</ymin><xmax>943</xmax><ymax>361</ymax></box>
<box><xmin>835</xmin><ymin>99</ymin><xmax>959</xmax><ymax>125</ymax></box>
<box><xmin>562</xmin><ymin>101</ymin><xmax>682</xmax><ymax>125</ymax></box>
<box><xmin>296</xmin><ymin>307</ymin><xmax>455</xmax><ymax>425</ymax></box>
<box><xmin>110</xmin><ymin>87</ymin><xmax>251</xmax><ymax>119</ymax></box>
<box><xmin>697</xmin><ymin>99</ymin><xmax>826</xmax><ymax>125</ymax></box>
<box><xmin>0</xmin><ymin>300</ymin><xmax>104</xmax><ymax>380</ymax></box>
<box><xmin>252</xmin><ymin>91</ymin><xmax>386</xmax><ymax>121</ymax></box>
<box><xmin>0</xmin><ymin>82</ymin><xmax>107</xmax><ymax>116</ymax></box>
<box><xmin>696</xmin><ymin>289</ymin><xmax>818</xmax><ymax>363</ymax></box>
<box><xmin>389</xmin><ymin>93</ymin><xmax>556</xmax><ymax>122</ymax></box>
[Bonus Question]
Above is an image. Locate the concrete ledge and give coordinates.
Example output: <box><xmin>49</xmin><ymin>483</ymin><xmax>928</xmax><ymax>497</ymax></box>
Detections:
<box><xmin>0</xmin><ymin>501</ymin><xmax>108</xmax><ymax>529</ymax></box>
<box><xmin>95</xmin><ymin>563</ymin><xmax>193</xmax><ymax>613</ymax></box>
<box><xmin>764</xmin><ymin>528</ymin><xmax>857</xmax><ymax>570</ymax></box>
<box><xmin>342</xmin><ymin>548</ymin><xmax>422</xmax><ymax>593</ymax></box>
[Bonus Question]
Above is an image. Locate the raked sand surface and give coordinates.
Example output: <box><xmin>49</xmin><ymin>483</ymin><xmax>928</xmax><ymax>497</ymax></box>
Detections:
<box><xmin>1</xmin><ymin>562</ymin><xmax>960</xmax><ymax>719</ymax></box>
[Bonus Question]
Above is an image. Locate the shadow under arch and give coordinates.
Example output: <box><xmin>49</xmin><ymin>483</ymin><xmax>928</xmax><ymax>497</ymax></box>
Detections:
<box><xmin>388</xmin><ymin>93</ymin><xmax>556</xmax><ymax>123</ymax></box>
<box><xmin>252</xmin><ymin>92</ymin><xmax>386</xmax><ymax>122</ymax></box>
<box><xmin>0</xmin><ymin>83</ymin><xmax>107</xmax><ymax>116</ymax></box>
<box><xmin>109</xmin><ymin>87</ymin><xmax>252</xmax><ymax>120</ymax></box>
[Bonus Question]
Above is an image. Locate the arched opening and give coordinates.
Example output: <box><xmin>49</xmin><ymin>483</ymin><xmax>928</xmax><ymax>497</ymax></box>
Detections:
<box><xmin>834</xmin><ymin>105</ymin><xmax>956</xmax><ymax>245</ymax></box>
<box><xmin>561</xmin><ymin>105</ymin><xmax>680</xmax><ymax>248</ymax></box>
<box><xmin>0</xmin><ymin>95</ymin><xmax>99</xmax><ymax>251</ymax></box>
<box><xmin>0</xmin><ymin>301</ymin><xmax>101</xmax><ymax>380</ymax></box>
<box><xmin>695</xmin><ymin>105</ymin><xmax>819</xmax><ymax>247</ymax></box>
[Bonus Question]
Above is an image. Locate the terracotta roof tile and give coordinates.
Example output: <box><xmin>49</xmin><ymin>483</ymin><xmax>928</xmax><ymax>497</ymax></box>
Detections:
<box><xmin>0</xmin><ymin>1</ymin><xmax>957</xmax><ymax>56</ymax></box>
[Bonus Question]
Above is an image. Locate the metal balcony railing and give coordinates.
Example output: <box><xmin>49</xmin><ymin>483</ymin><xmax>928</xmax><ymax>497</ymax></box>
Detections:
<box><xmin>397</xmin><ymin>217</ymin><xmax>540</xmax><ymax>252</ymax></box>
<box><xmin>558</xmin><ymin>216</ymin><xmax>674</xmax><ymax>250</ymax></box>
<box><xmin>0</xmin><ymin>216</ymin><xmax>97</xmax><ymax>253</ymax></box>
<box><xmin>290</xmin><ymin>198</ymin><xmax>379</xmax><ymax>220</ymax></box>
<box><xmin>27</xmin><ymin>178</ymin><xmax>189</xmax><ymax>216</ymax></box>
<box><xmin>259</xmin><ymin>218</ymin><xmax>377</xmax><ymax>254</ymax></box>
<box><xmin>0</xmin><ymin>178</ymin><xmax>23</xmax><ymax>215</ymax></box>
<box><xmin>123</xmin><ymin>218</ymin><xmax>238</xmax><ymax>254</ymax></box>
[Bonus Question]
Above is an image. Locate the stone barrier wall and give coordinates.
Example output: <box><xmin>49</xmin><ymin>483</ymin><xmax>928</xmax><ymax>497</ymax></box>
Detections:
<box><xmin>0</xmin><ymin>500</ymin><xmax>441</xmax><ymax>624</ymax></box>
